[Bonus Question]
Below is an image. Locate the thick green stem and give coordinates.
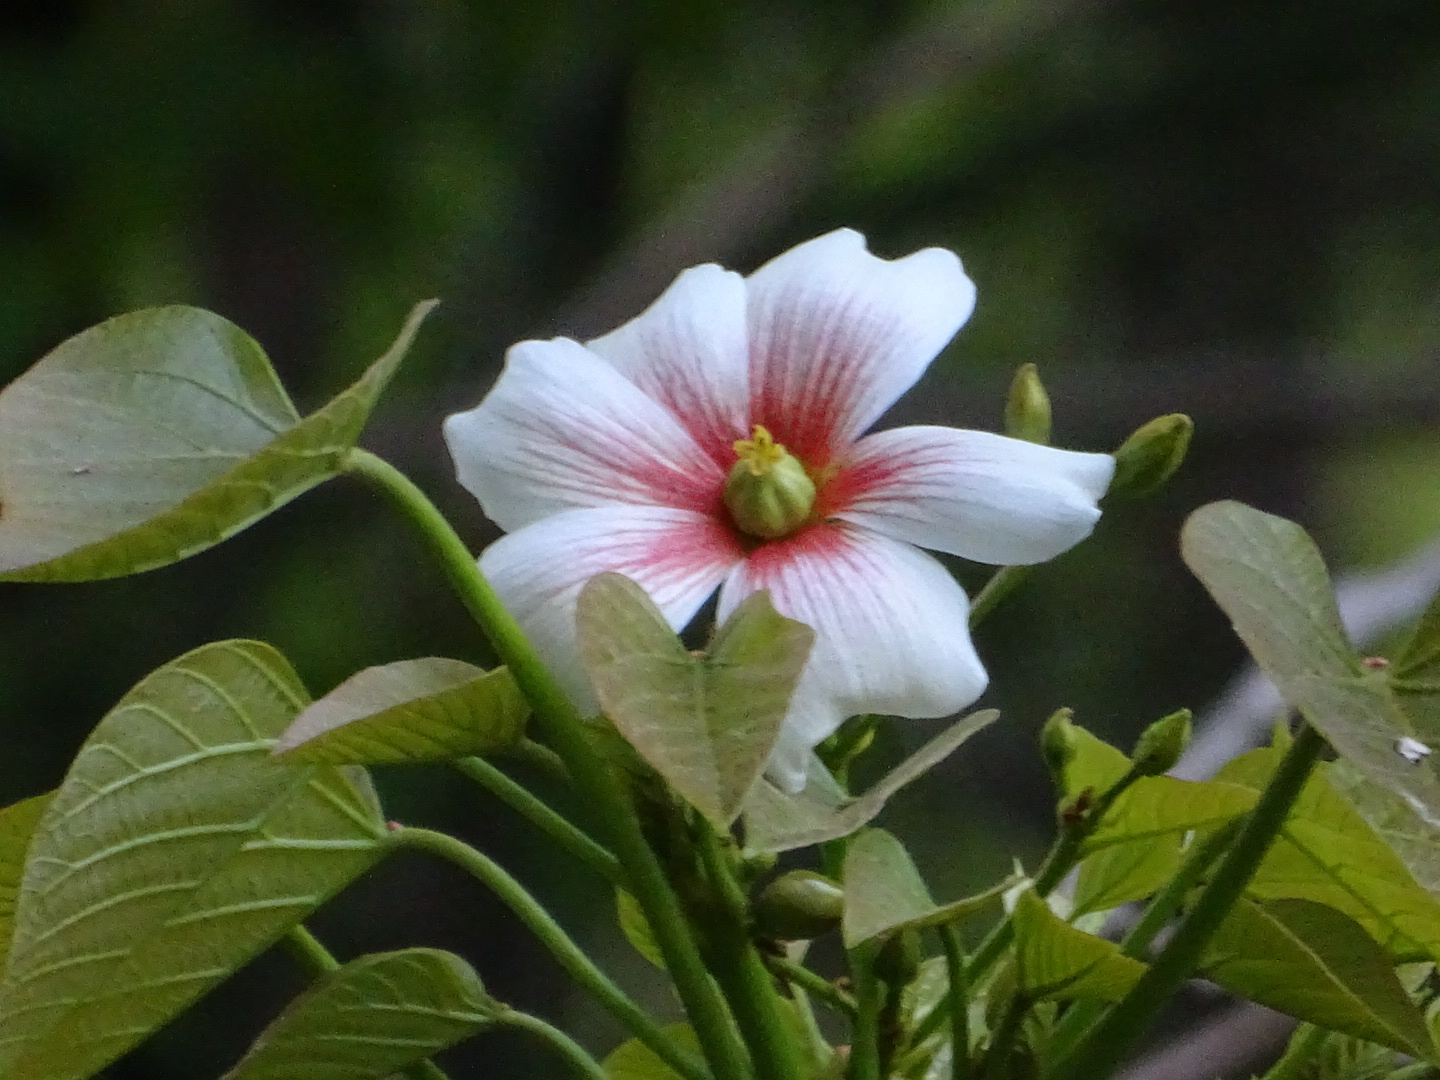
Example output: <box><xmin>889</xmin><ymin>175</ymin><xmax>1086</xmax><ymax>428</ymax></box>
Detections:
<box><xmin>694</xmin><ymin>822</ymin><xmax>808</xmax><ymax>1080</ymax></box>
<box><xmin>1258</xmin><ymin>1023</ymin><xmax>1324</xmax><ymax>1080</ymax></box>
<box><xmin>453</xmin><ymin>756</ymin><xmax>621</xmax><ymax>883</ymax></box>
<box><xmin>498</xmin><ymin>1009</ymin><xmax>611</xmax><ymax>1080</ymax></box>
<box><xmin>1050</xmin><ymin>724</ymin><xmax>1327</xmax><ymax>1080</ymax></box>
<box><xmin>393</xmin><ymin>826</ymin><xmax>708</xmax><ymax>1080</ymax></box>
<box><xmin>979</xmin><ymin>995</ymin><xmax>1029</xmax><ymax>1080</ymax></box>
<box><xmin>281</xmin><ymin>925</ymin><xmax>450</xmax><ymax>1080</ymax></box>
<box><xmin>346</xmin><ymin>450</ymin><xmax>749</xmax><ymax>1080</ymax></box>
<box><xmin>849</xmin><ymin>944</ymin><xmax>883</xmax><ymax>1080</ymax></box>
<box><xmin>968</xmin><ymin>566</ymin><xmax>1033</xmax><ymax>628</ymax></box>
<box><xmin>938</xmin><ymin>926</ymin><xmax>972</xmax><ymax>1080</ymax></box>
<box><xmin>765</xmin><ymin>953</ymin><xmax>858</xmax><ymax>1018</ymax></box>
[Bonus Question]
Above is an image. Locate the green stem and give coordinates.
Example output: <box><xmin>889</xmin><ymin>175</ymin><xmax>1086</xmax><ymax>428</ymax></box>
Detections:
<box><xmin>392</xmin><ymin>826</ymin><xmax>709</xmax><ymax>1080</ymax></box>
<box><xmin>1258</xmin><ymin>1023</ymin><xmax>1324</xmax><ymax>1080</ymax></box>
<box><xmin>765</xmin><ymin>954</ymin><xmax>858</xmax><ymax>1018</ymax></box>
<box><xmin>506</xmin><ymin>737</ymin><xmax>573</xmax><ymax>783</ymax></box>
<box><xmin>453</xmin><ymin>755</ymin><xmax>621</xmax><ymax>884</ymax></box>
<box><xmin>281</xmin><ymin>925</ymin><xmax>450</xmax><ymax>1080</ymax></box>
<box><xmin>1043</xmin><ymin>819</ymin><xmax>1241</xmax><ymax>1064</ymax></box>
<box><xmin>1389</xmin><ymin>1064</ymin><xmax>1440</xmax><ymax>1079</ymax></box>
<box><xmin>938</xmin><ymin>926</ymin><xmax>972</xmax><ymax>1080</ymax></box>
<box><xmin>497</xmin><ymin>1009</ymin><xmax>611</xmax><ymax>1080</ymax></box>
<box><xmin>694</xmin><ymin>821</ymin><xmax>807</xmax><ymax>1080</ymax></box>
<box><xmin>968</xmin><ymin>566</ymin><xmax>1033</xmax><ymax>628</ymax></box>
<box><xmin>346</xmin><ymin>450</ymin><xmax>748</xmax><ymax>1080</ymax></box>
<box><xmin>979</xmin><ymin>995</ymin><xmax>1029</xmax><ymax>1080</ymax></box>
<box><xmin>849</xmin><ymin>944</ymin><xmax>883</xmax><ymax>1080</ymax></box>
<box><xmin>1050</xmin><ymin>724</ymin><xmax>1327</xmax><ymax>1080</ymax></box>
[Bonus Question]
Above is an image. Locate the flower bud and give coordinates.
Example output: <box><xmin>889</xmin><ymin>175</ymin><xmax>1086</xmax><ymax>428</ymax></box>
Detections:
<box><xmin>753</xmin><ymin>870</ymin><xmax>844</xmax><ymax>941</ymax></box>
<box><xmin>724</xmin><ymin>425</ymin><xmax>817</xmax><ymax>539</ymax></box>
<box><xmin>1040</xmin><ymin>708</ymin><xmax>1080</xmax><ymax>783</ymax></box>
<box><xmin>873</xmin><ymin>927</ymin><xmax>922</xmax><ymax>986</ymax></box>
<box><xmin>1005</xmin><ymin>363</ymin><xmax>1052</xmax><ymax>444</ymax></box>
<box><xmin>1108</xmin><ymin>414</ymin><xmax>1193</xmax><ymax>498</ymax></box>
<box><xmin>1129</xmin><ymin>709</ymin><xmax>1192</xmax><ymax>776</ymax></box>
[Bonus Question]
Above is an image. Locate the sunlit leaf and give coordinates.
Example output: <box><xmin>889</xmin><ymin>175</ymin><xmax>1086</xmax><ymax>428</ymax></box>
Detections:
<box><xmin>221</xmin><ymin>948</ymin><xmax>494</xmax><ymax>1080</ymax></box>
<box><xmin>1011</xmin><ymin>890</ymin><xmax>1145</xmax><ymax>1002</ymax></box>
<box><xmin>1083</xmin><ymin>777</ymin><xmax>1256</xmax><ymax>852</ymax></box>
<box><xmin>577</xmin><ymin>573</ymin><xmax>813</xmax><ymax>829</ymax></box>
<box><xmin>1072</xmin><ymin>837</ymin><xmax>1182</xmax><ymax>916</ymax></box>
<box><xmin>0</xmin><ymin>793</ymin><xmax>52</xmax><ymax>973</ymax></box>
<box><xmin>842</xmin><ymin>829</ymin><xmax>934</xmax><ymax>947</ymax></box>
<box><xmin>1202</xmin><ymin>898</ymin><xmax>1436</xmax><ymax>1059</ymax></box>
<box><xmin>0</xmin><ymin>301</ymin><xmax>435</xmax><ymax>582</ymax></box>
<box><xmin>274</xmin><ymin>659</ymin><xmax>527</xmax><ymax>765</ymax></box>
<box><xmin>0</xmin><ymin>640</ymin><xmax>387</xmax><ymax>1080</ymax></box>
<box><xmin>616</xmin><ymin>888</ymin><xmax>664</xmax><ymax>969</ymax></box>
<box><xmin>1058</xmin><ymin>724</ymin><xmax>1130</xmax><ymax>798</ymax></box>
<box><xmin>742</xmin><ymin>710</ymin><xmax>1000</xmax><ymax>853</ymax></box>
<box><xmin>604</xmin><ymin>1025</ymin><xmax>702</xmax><ymax>1080</ymax></box>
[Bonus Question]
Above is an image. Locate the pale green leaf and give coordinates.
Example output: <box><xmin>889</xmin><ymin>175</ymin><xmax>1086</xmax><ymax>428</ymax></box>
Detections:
<box><xmin>1202</xmin><ymin>898</ymin><xmax>1436</xmax><ymax>1059</ymax></box>
<box><xmin>1072</xmin><ymin>836</ymin><xmax>1182</xmax><ymax>916</ymax></box>
<box><xmin>842</xmin><ymin>829</ymin><xmax>934</xmax><ymax>947</ymax></box>
<box><xmin>577</xmin><ymin>574</ymin><xmax>813</xmax><ymax>828</ymax></box>
<box><xmin>604</xmin><ymin>1025</ymin><xmax>702</xmax><ymax>1080</ymax></box>
<box><xmin>1218</xmin><ymin>748</ymin><xmax>1440</xmax><ymax>959</ymax></box>
<box><xmin>1059</xmin><ymin>725</ymin><xmax>1130</xmax><ymax>798</ymax></box>
<box><xmin>742</xmin><ymin>710</ymin><xmax>1000</xmax><ymax>853</ymax></box>
<box><xmin>274</xmin><ymin>659</ymin><xmax>527</xmax><ymax>765</ymax></box>
<box><xmin>616</xmin><ymin>889</ymin><xmax>664</xmax><ymax>969</ymax></box>
<box><xmin>1011</xmin><ymin>890</ymin><xmax>1145</xmax><ymax>1002</ymax></box>
<box><xmin>0</xmin><ymin>793</ymin><xmax>52</xmax><ymax>973</ymax></box>
<box><xmin>221</xmin><ymin>948</ymin><xmax>494</xmax><ymax>1080</ymax></box>
<box><xmin>0</xmin><ymin>640</ymin><xmax>387</xmax><ymax>1080</ymax></box>
<box><xmin>1393</xmin><ymin>588</ymin><xmax>1440</xmax><ymax>736</ymax></box>
<box><xmin>0</xmin><ymin>301</ymin><xmax>435</xmax><ymax>582</ymax></box>
<box><xmin>1083</xmin><ymin>777</ymin><xmax>1256</xmax><ymax>852</ymax></box>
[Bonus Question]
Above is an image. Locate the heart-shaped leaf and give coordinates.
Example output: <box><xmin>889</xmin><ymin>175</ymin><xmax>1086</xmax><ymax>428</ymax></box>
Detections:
<box><xmin>1011</xmin><ymin>889</ymin><xmax>1145</xmax><ymax>1002</ymax></box>
<box><xmin>742</xmin><ymin>709</ymin><xmax>1000</xmax><ymax>852</ymax></box>
<box><xmin>1072</xmin><ymin>838</ymin><xmax>1182</xmax><ymax>916</ymax></box>
<box><xmin>221</xmin><ymin>948</ymin><xmax>495</xmax><ymax>1080</ymax></box>
<box><xmin>577</xmin><ymin>573</ymin><xmax>814</xmax><ymax>829</ymax></box>
<box><xmin>604</xmin><ymin>1025</ymin><xmax>703</xmax><ymax>1080</ymax></box>
<box><xmin>0</xmin><ymin>792</ymin><xmax>51</xmax><ymax>973</ymax></box>
<box><xmin>842</xmin><ymin>829</ymin><xmax>935</xmax><ymax>947</ymax></box>
<box><xmin>0</xmin><ymin>640</ymin><xmax>387</xmax><ymax>1080</ymax></box>
<box><xmin>0</xmin><ymin>301</ymin><xmax>434</xmax><ymax>582</ymax></box>
<box><xmin>1202</xmin><ymin>897</ymin><xmax>1436</xmax><ymax>1059</ymax></box>
<box><xmin>274</xmin><ymin>658</ymin><xmax>528</xmax><ymax>765</ymax></box>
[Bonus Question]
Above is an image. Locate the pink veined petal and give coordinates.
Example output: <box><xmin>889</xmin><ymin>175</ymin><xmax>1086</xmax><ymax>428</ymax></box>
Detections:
<box><xmin>479</xmin><ymin>506</ymin><xmax>744</xmax><ymax>714</ymax></box>
<box><xmin>443</xmin><ymin>337</ymin><xmax>725</xmax><ymax>532</ymax></box>
<box><xmin>717</xmin><ymin>522</ymin><xmax>988</xmax><ymax>774</ymax></box>
<box><xmin>745</xmin><ymin>228</ymin><xmax>976</xmax><ymax>467</ymax></box>
<box><xmin>586</xmin><ymin>263</ymin><xmax>751</xmax><ymax>468</ymax></box>
<box><xmin>830</xmin><ymin>426</ymin><xmax>1115</xmax><ymax>566</ymax></box>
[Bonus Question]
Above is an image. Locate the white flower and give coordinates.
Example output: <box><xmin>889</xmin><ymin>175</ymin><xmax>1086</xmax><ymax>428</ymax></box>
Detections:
<box><xmin>444</xmin><ymin>229</ymin><xmax>1114</xmax><ymax>791</ymax></box>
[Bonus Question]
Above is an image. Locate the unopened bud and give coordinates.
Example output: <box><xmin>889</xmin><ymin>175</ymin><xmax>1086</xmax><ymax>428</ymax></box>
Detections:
<box><xmin>724</xmin><ymin>426</ymin><xmax>817</xmax><ymax>539</ymax></box>
<box><xmin>1040</xmin><ymin>708</ymin><xmax>1080</xmax><ymax>782</ymax></box>
<box><xmin>1005</xmin><ymin>363</ymin><xmax>1052</xmax><ymax>444</ymax></box>
<box><xmin>1109</xmin><ymin>413</ymin><xmax>1193</xmax><ymax>498</ymax></box>
<box><xmin>1130</xmin><ymin>709</ymin><xmax>1192</xmax><ymax>776</ymax></box>
<box><xmin>754</xmin><ymin>871</ymin><xmax>844</xmax><ymax>941</ymax></box>
<box><xmin>874</xmin><ymin>927</ymin><xmax>922</xmax><ymax>986</ymax></box>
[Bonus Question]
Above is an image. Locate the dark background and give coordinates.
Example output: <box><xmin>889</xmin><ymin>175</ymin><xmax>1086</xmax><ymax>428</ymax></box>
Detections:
<box><xmin>3</xmin><ymin>1</ymin><xmax>1440</xmax><ymax>1076</ymax></box>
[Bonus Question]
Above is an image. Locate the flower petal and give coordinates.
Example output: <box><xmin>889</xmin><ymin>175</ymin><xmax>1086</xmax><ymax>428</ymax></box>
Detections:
<box><xmin>443</xmin><ymin>338</ymin><xmax>725</xmax><ymax>531</ymax></box>
<box><xmin>479</xmin><ymin>506</ymin><xmax>743</xmax><ymax>713</ymax></box>
<box><xmin>718</xmin><ymin>523</ymin><xmax>987</xmax><ymax>768</ymax></box>
<box><xmin>831</xmin><ymin>427</ymin><xmax>1115</xmax><ymax>566</ymax></box>
<box><xmin>586</xmin><ymin>263</ymin><xmax>750</xmax><ymax>468</ymax></box>
<box><xmin>745</xmin><ymin>228</ymin><xmax>976</xmax><ymax>466</ymax></box>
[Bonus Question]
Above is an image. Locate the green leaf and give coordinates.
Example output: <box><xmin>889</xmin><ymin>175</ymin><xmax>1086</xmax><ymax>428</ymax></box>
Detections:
<box><xmin>616</xmin><ymin>888</ymin><xmax>665</xmax><ymax>969</ymax></box>
<box><xmin>1010</xmin><ymin>890</ymin><xmax>1146</xmax><ymax>1002</ymax></box>
<box><xmin>1058</xmin><ymin>725</ymin><xmax>1131</xmax><ymax>798</ymax></box>
<box><xmin>1083</xmin><ymin>777</ymin><xmax>1256</xmax><ymax>852</ymax></box>
<box><xmin>274</xmin><ymin>659</ymin><xmax>528</xmax><ymax>765</ymax></box>
<box><xmin>221</xmin><ymin>948</ymin><xmax>494</xmax><ymax>1080</ymax></box>
<box><xmin>0</xmin><ymin>793</ymin><xmax>52</xmax><ymax>973</ymax></box>
<box><xmin>1201</xmin><ymin>898</ymin><xmax>1436</xmax><ymax>1059</ymax></box>
<box><xmin>842</xmin><ymin>829</ymin><xmax>934</xmax><ymax>947</ymax></box>
<box><xmin>0</xmin><ymin>640</ymin><xmax>387</xmax><ymax>1080</ymax></box>
<box><xmin>1182</xmin><ymin>501</ymin><xmax>1440</xmax><ymax>886</ymax></box>
<box><xmin>1072</xmin><ymin>837</ymin><xmax>1182</xmax><ymax>916</ymax></box>
<box><xmin>742</xmin><ymin>709</ymin><xmax>1000</xmax><ymax>853</ymax></box>
<box><xmin>604</xmin><ymin>1024</ymin><xmax>702</xmax><ymax>1080</ymax></box>
<box><xmin>1393</xmin><ymin>588</ymin><xmax>1440</xmax><ymax>735</ymax></box>
<box><xmin>577</xmin><ymin>573</ymin><xmax>813</xmax><ymax>828</ymax></box>
<box><xmin>0</xmin><ymin>301</ymin><xmax>435</xmax><ymax>582</ymax></box>
<box><xmin>1217</xmin><ymin>747</ymin><xmax>1440</xmax><ymax>961</ymax></box>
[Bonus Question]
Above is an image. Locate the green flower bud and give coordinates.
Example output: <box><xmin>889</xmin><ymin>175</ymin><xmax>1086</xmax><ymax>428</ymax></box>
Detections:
<box><xmin>1129</xmin><ymin>709</ymin><xmax>1192</xmax><ymax>776</ymax></box>
<box><xmin>1040</xmin><ymin>708</ymin><xmax>1080</xmax><ymax>783</ymax></box>
<box><xmin>1109</xmin><ymin>413</ymin><xmax>1193</xmax><ymax>498</ymax></box>
<box><xmin>873</xmin><ymin>927</ymin><xmax>923</xmax><ymax>986</ymax></box>
<box><xmin>1005</xmin><ymin>363</ymin><xmax>1052</xmax><ymax>444</ymax></box>
<box><xmin>753</xmin><ymin>870</ymin><xmax>844</xmax><ymax>941</ymax></box>
<box><xmin>724</xmin><ymin>425</ymin><xmax>817</xmax><ymax>539</ymax></box>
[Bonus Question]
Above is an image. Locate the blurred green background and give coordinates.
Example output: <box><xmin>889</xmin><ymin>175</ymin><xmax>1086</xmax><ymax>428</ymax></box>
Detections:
<box><xmin>3</xmin><ymin>1</ymin><xmax>1440</xmax><ymax>1076</ymax></box>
